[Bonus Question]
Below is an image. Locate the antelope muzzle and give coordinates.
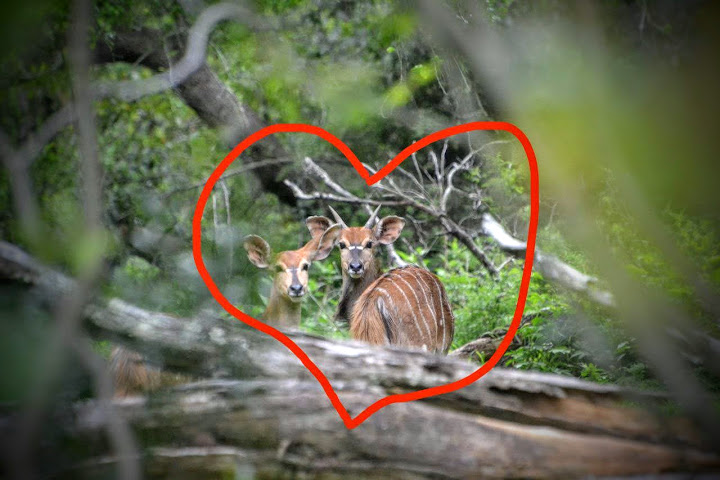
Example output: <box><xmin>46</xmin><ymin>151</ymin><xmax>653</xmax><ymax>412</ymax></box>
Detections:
<box><xmin>347</xmin><ymin>248</ymin><xmax>365</xmax><ymax>278</ymax></box>
<box><xmin>287</xmin><ymin>269</ymin><xmax>305</xmax><ymax>301</ymax></box>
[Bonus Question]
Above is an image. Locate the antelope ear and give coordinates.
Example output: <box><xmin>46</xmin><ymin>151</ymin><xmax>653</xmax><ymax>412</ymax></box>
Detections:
<box><xmin>312</xmin><ymin>224</ymin><xmax>342</xmax><ymax>261</ymax></box>
<box><xmin>243</xmin><ymin>235</ymin><xmax>271</xmax><ymax>268</ymax></box>
<box><xmin>306</xmin><ymin>216</ymin><xmax>333</xmax><ymax>240</ymax></box>
<box><xmin>375</xmin><ymin>216</ymin><xmax>405</xmax><ymax>245</ymax></box>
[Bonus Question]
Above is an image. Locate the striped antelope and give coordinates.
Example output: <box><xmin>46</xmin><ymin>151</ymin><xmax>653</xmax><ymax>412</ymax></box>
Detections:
<box><xmin>243</xmin><ymin>221</ymin><xmax>341</xmax><ymax>327</ymax></box>
<box><xmin>308</xmin><ymin>207</ymin><xmax>454</xmax><ymax>353</ymax></box>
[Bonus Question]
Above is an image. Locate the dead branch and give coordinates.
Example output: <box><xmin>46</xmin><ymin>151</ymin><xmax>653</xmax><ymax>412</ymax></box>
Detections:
<box><xmin>450</xmin><ymin>308</ymin><xmax>554</xmax><ymax>360</ymax></box>
<box><xmin>479</xmin><ymin>213</ymin><xmax>616</xmax><ymax>307</ymax></box>
<box><xmin>287</xmin><ymin>156</ymin><xmax>498</xmax><ymax>276</ymax></box>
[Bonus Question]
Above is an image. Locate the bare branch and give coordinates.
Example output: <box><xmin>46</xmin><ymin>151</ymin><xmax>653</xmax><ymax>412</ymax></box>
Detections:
<box><xmin>302</xmin><ymin>156</ymin><xmax>360</xmax><ymax>200</ymax></box>
<box><xmin>5</xmin><ymin>3</ymin><xmax>263</xmax><ymax>171</ymax></box>
<box><xmin>439</xmin><ymin>138</ymin><xmax>448</xmax><ymax>179</ymax></box>
<box><xmin>284</xmin><ymin>180</ymin><xmax>409</xmax><ymax>207</ymax></box>
<box><xmin>480</xmin><ymin>213</ymin><xmax>615</xmax><ymax>307</ymax></box>
<box><xmin>429</xmin><ymin>149</ymin><xmax>441</xmax><ymax>183</ymax></box>
<box><xmin>162</xmin><ymin>157</ymin><xmax>293</xmax><ymax>198</ymax></box>
<box><xmin>288</xmin><ymin>154</ymin><xmax>501</xmax><ymax>276</ymax></box>
<box><xmin>11</xmin><ymin>3</ymin><xmax>140</xmax><ymax>477</ymax></box>
<box><xmin>441</xmin><ymin>216</ymin><xmax>499</xmax><ymax>276</ymax></box>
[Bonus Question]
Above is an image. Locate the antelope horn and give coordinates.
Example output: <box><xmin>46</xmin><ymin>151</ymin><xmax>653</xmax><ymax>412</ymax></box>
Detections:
<box><xmin>328</xmin><ymin>206</ymin><xmax>348</xmax><ymax>228</ymax></box>
<box><xmin>364</xmin><ymin>205</ymin><xmax>381</xmax><ymax>229</ymax></box>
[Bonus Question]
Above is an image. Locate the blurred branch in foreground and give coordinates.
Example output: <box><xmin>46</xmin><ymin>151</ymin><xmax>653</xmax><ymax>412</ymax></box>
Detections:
<box><xmin>7</xmin><ymin>0</ymin><xmax>140</xmax><ymax>478</ymax></box>
<box><xmin>415</xmin><ymin>0</ymin><xmax>720</xmax><ymax>447</ymax></box>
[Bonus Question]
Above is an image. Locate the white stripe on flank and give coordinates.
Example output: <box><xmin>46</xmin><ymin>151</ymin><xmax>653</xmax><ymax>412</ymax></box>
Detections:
<box><xmin>394</xmin><ymin>273</ymin><xmax>432</xmax><ymax>342</ymax></box>
<box><xmin>420</xmin><ymin>270</ymin><xmax>446</xmax><ymax>349</ymax></box>
<box><xmin>426</xmin><ymin>270</ymin><xmax>448</xmax><ymax>350</ymax></box>
<box><xmin>429</xmin><ymin>273</ymin><xmax>452</xmax><ymax>348</ymax></box>
<box><xmin>405</xmin><ymin>268</ymin><xmax>439</xmax><ymax>344</ymax></box>
<box><xmin>381</xmin><ymin>280</ymin><xmax>423</xmax><ymax>340</ymax></box>
<box><xmin>374</xmin><ymin>287</ymin><xmax>396</xmax><ymax>330</ymax></box>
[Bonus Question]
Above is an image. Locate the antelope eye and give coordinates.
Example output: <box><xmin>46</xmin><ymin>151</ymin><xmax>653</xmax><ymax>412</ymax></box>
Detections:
<box><xmin>274</xmin><ymin>264</ymin><xmax>284</xmax><ymax>273</ymax></box>
<box><xmin>365</xmin><ymin>241</ymin><xmax>373</xmax><ymax>249</ymax></box>
<box><xmin>338</xmin><ymin>242</ymin><xmax>347</xmax><ymax>249</ymax></box>
<box><xmin>302</xmin><ymin>263</ymin><xmax>309</xmax><ymax>271</ymax></box>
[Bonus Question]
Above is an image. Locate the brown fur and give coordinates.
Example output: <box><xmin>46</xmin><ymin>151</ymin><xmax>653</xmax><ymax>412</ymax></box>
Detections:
<box><xmin>110</xmin><ymin>347</ymin><xmax>160</xmax><ymax>396</ymax></box>
<box><xmin>109</xmin><ymin>346</ymin><xmax>189</xmax><ymax>396</ymax></box>
<box><xmin>350</xmin><ymin>266</ymin><xmax>454</xmax><ymax>353</ymax></box>
<box><xmin>334</xmin><ymin>226</ymin><xmax>383</xmax><ymax>324</ymax></box>
<box><xmin>245</xmin><ymin>223</ymin><xmax>341</xmax><ymax>327</ymax></box>
<box><xmin>311</xmin><ymin>210</ymin><xmax>455</xmax><ymax>353</ymax></box>
<box><xmin>350</xmin><ymin>286</ymin><xmax>390</xmax><ymax>345</ymax></box>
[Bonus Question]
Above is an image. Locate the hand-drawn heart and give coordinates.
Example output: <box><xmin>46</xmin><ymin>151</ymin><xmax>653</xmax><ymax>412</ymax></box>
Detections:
<box><xmin>193</xmin><ymin>121</ymin><xmax>538</xmax><ymax>429</ymax></box>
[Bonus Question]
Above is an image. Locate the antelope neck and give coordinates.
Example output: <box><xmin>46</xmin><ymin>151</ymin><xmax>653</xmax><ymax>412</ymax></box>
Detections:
<box><xmin>263</xmin><ymin>287</ymin><xmax>302</xmax><ymax>327</ymax></box>
<box><xmin>336</xmin><ymin>257</ymin><xmax>381</xmax><ymax>324</ymax></box>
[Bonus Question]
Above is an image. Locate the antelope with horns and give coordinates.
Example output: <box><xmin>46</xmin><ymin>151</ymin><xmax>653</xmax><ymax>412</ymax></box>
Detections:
<box><xmin>244</xmin><ymin>221</ymin><xmax>341</xmax><ymax>327</ymax></box>
<box><xmin>307</xmin><ymin>207</ymin><xmax>454</xmax><ymax>353</ymax></box>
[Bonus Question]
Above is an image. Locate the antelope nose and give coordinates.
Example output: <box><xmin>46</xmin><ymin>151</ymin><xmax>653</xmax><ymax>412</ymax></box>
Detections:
<box><xmin>349</xmin><ymin>262</ymin><xmax>363</xmax><ymax>273</ymax></box>
<box><xmin>289</xmin><ymin>284</ymin><xmax>304</xmax><ymax>296</ymax></box>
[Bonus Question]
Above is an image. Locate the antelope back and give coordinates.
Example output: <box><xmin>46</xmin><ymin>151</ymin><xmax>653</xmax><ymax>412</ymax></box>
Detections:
<box><xmin>350</xmin><ymin>266</ymin><xmax>454</xmax><ymax>353</ymax></box>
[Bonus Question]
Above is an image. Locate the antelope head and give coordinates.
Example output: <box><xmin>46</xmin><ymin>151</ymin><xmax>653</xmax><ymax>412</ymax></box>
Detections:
<box><xmin>244</xmin><ymin>224</ymin><xmax>341</xmax><ymax>303</ymax></box>
<box><xmin>307</xmin><ymin>206</ymin><xmax>405</xmax><ymax>280</ymax></box>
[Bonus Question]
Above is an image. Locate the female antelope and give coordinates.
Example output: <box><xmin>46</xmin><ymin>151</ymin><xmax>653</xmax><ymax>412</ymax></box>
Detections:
<box><xmin>243</xmin><ymin>221</ymin><xmax>340</xmax><ymax>327</ymax></box>
<box><xmin>111</xmin><ymin>224</ymin><xmax>340</xmax><ymax>396</ymax></box>
<box><xmin>308</xmin><ymin>207</ymin><xmax>454</xmax><ymax>353</ymax></box>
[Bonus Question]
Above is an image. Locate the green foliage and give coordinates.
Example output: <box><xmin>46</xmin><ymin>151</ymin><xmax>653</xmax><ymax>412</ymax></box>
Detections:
<box><xmin>435</xmin><ymin>240</ymin><xmax>559</xmax><ymax>347</ymax></box>
<box><xmin>3</xmin><ymin>0</ymin><xmax>719</xmax><ymax>402</ymax></box>
<box><xmin>596</xmin><ymin>172</ymin><xmax>720</xmax><ymax>332</ymax></box>
<box><xmin>302</xmin><ymin>257</ymin><xmax>349</xmax><ymax>339</ymax></box>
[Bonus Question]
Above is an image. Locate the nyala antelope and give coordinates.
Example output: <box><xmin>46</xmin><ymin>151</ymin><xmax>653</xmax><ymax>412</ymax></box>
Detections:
<box><xmin>308</xmin><ymin>206</ymin><xmax>454</xmax><ymax>353</ymax></box>
<box><xmin>111</xmin><ymin>223</ymin><xmax>339</xmax><ymax>397</ymax></box>
<box><xmin>244</xmin><ymin>221</ymin><xmax>341</xmax><ymax>327</ymax></box>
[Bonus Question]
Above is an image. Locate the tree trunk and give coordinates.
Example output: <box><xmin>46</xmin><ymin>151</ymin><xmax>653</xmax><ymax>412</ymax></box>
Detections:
<box><xmin>92</xmin><ymin>28</ymin><xmax>296</xmax><ymax>205</ymax></box>
<box><xmin>1</xmin><ymin>240</ymin><xmax>719</xmax><ymax>479</ymax></box>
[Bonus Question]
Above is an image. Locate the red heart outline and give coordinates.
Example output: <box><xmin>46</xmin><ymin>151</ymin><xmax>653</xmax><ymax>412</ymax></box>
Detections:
<box><xmin>192</xmin><ymin>122</ymin><xmax>538</xmax><ymax>429</ymax></box>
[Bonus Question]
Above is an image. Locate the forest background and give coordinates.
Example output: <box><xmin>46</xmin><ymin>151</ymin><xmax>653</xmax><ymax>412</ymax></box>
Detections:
<box><xmin>2</xmin><ymin>0</ymin><xmax>720</xmax><ymax>476</ymax></box>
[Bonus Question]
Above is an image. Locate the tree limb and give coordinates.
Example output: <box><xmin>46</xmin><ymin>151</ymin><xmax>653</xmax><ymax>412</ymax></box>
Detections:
<box><xmin>479</xmin><ymin>213</ymin><xmax>616</xmax><ymax>307</ymax></box>
<box><xmin>1</xmin><ymin>3</ymin><xmax>297</xmax><ymax>211</ymax></box>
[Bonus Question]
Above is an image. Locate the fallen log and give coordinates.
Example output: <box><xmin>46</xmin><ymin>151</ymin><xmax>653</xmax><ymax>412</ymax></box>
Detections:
<box><xmin>1</xmin><ymin>240</ymin><xmax>719</xmax><ymax>479</ymax></box>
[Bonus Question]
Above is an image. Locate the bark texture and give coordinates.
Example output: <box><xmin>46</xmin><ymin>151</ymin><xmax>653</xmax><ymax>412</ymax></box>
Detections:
<box><xmin>1</xmin><ymin>240</ymin><xmax>719</xmax><ymax>479</ymax></box>
<box><xmin>93</xmin><ymin>28</ymin><xmax>296</xmax><ymax>205</ymax></box>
